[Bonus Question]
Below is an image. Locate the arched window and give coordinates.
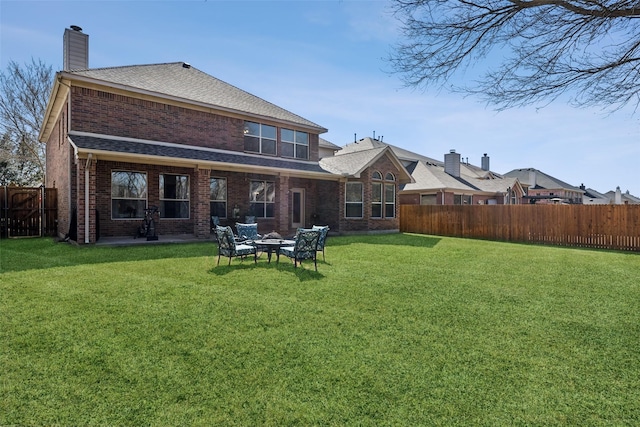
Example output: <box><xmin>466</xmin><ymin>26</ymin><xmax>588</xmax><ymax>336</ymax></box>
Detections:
<box><xmin>371</xmin><ymin>171</ymin><xmax>396</xmax><ymax>219</ymax></box>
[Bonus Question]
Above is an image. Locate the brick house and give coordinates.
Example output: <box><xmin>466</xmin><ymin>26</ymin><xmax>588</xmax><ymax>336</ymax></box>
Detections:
<box><xmin>39</xmin><ymin>26</ymin><xmax>410</xmax><ymax>243</ymax></box>
<box><xmin>503</xmin><ymin>168</ymin><xmax>584</xmax><ymax>204</ymax></box>
<box><xmin>335</xmin><ymin>138</ymin><xmax>524</xmax><ymax>205</ymax></box>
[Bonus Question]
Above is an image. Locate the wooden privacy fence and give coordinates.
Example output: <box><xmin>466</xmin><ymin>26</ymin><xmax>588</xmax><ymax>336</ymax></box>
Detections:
<box><xmin>400</xmin><ymin>204</ymin><xmax>640</xmax><ymax>252</ymax></box>
<box><xmin>1</xmin><ymin>186</ymin><xmax>57</xmax><ymax>238</ymax></box>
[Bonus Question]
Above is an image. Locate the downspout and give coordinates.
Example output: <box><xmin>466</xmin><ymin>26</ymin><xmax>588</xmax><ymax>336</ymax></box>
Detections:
<box><xmin>85</xmin><ymin>153</ymin><xmax>92</xmax><ymax>243</ymax></box>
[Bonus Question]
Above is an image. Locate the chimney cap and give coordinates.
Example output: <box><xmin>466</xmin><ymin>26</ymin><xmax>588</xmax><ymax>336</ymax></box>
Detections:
<box><xmin>70</xmin><ymin>25</ymin><xmax>82</xmax><ymax>31</ymax></box>
<box><xmin>449</xmin><ymin>149</ymin><xmax>456</xmax><ymax>153</ymax></box>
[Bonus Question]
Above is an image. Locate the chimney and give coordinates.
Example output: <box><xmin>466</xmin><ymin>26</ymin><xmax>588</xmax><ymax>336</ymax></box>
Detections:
<box><xmin>481</xmin><ymin>153</ymin><xmax>490</xmax><ymax>171</ymax></box>
<box><xmin>615</xmin><ymin>186</ymin><xmax>622</xmax><ymax>204</ymax></box>
<box><xmin>444</xmin><ymin>149</ymin><xmax>461</xmax><ymax>178</ymax></box>
<box><xmin>63</xmin><ymin>25</ymin><xmax>88</xmax><ymax>71</ymax></box>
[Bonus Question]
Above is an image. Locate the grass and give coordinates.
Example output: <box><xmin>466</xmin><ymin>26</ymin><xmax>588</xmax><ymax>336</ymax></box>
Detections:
<box><xmin>1</xmin><ymin>234</ymin><xmax>639</xmax><ymax>425</ymax></box>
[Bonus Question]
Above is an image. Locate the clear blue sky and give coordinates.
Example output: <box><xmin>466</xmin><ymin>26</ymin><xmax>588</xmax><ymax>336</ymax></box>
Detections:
<box><xmin>2</xmin><ymin>0</ymin><xmax>638</xmax><ymax>196</ymax></box>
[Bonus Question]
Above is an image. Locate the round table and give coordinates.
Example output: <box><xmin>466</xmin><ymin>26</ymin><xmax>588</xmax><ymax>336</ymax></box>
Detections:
<box><xmin>252</xmin><ymin>239</ymin><xmax>295</xmax><ymax>263</ymax></box>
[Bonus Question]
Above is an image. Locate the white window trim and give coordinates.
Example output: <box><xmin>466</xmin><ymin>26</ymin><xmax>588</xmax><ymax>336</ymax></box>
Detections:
<box><xmin>160</xmin><ymin>174</ymin><xmax>190</xmax><ymax>219</ymax></box>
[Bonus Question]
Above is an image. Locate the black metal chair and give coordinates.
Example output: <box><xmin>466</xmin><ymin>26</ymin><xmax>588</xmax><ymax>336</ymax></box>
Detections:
<box><xmin>279</xmin><ymin>228</ymin><xmax>321</xmax><ymax>271</ymax></box>
<box><xmin>312</xmin><ymin>225</ymin><xmax>329</xmax><ymax>261</ymax></box>
<box><xmin>215</xmin><ymin>226</ymin><xmax>257</xmax><ymax>266</ymax></box>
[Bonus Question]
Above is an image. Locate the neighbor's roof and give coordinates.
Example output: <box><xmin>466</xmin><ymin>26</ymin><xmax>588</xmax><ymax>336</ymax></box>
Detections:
<box><xmin>319</xmin><ymin>137</ymin><xmax>341</xmax><ymax>150</ymax></box>
<box><xmin>50</xmin><ymin>62</ymin><xmax>326</xmax><ymax>135</ymax></box>
<box><xmin>401</xmin><ymin>161</ymin><xmax>520</xmax><ymax>194</ymax></box>
<box><xmin>504</xmin><ymin>168</ymin><xmax>583</xmax><ymax>192</ymax></box>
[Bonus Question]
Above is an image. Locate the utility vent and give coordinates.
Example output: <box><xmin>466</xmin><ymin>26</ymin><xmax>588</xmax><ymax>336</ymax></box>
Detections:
<box><xmin>444</xmin><ymin>149</ymin><xmax>461</xmax><ymax>178</ymax></box>
<box><xmin>63</xmin><ymin>25</ymin><xmax>88</xmax><ymax>71</ymax></box>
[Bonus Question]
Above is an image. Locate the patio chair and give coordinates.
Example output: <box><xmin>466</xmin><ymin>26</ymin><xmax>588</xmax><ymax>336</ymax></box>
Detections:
<box><xmin>235</xmin><ymin>222</ymin><xmax>261</xmax><ymax>241</ymax></box>
<box><xmin>279</xmin><ymin>228</ymin><xmax>321</xmax><ymax>271</ymax></box>
<box><xmin>245</xmin><ymin>215</ymin><xmax>256</xmax><ymax>224</ymax></box>
<box><xmin>312</xmin><ymin>225</ymin><xmax>330</xmax><ymax>261</ymax></box>
<box><xmin>211</xmin><ymin>216</ymin><xmax>220</xmax><ymax>238</ymax></box>
<box><xmin>215</xmin><ymin>226</ymin><xmax>257</xmax><ymax>266</ymax></box>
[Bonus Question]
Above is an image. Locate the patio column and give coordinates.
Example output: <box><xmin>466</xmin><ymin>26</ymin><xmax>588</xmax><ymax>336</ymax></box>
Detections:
<box><xmin>278</xmin><ymin>174</ymin><xmax>290</xmax><ymax>234</ymax></box>
<box><xmin>76</xmin><ymin>155</ymin><xmax>96</xmax><ymax>244</ymax></box>
<box><xmin>194</xmin><ymin>168</ymin><xmax>210</xmax><ymax>239</ymax></box>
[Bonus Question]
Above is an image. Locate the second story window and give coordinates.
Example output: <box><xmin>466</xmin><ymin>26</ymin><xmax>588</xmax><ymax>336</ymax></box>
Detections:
<box><xmin>244</xmin><ymin>121</ymin><xmax>276</xmax><ymax>155</ymax></box>
<box><xmin>281</xmin><ymin>129</ymin><xmax>309</xmax><ymax>159</ymax></box>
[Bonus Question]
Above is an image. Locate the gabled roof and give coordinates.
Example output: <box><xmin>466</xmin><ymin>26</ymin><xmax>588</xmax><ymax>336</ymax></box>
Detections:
<box><xmin>402</xmin><ymin>161</ymin><xmax>520</xmax><ymax>194</ymax></box>
<box><xmin>319</xmin><ymin>146</ymin><xmax>413</xmax><ymax>184</ymax></box>
<box><xmin>319</xmin><ymin>137</ymin><xmax>340</xmax><ymax>150</ymax></box>
<box><xmin>604</xmin><ymin>189</ymin><xmax>640</xmax><ymax>204</ymax></box>
<box><xmin>40</xmin><ymin>62</ymin><xmax>326</xmax><ymax>142</ymax></box>
<box><xmin>504</xmin><ymin>168</ymin><xmax>583</xmax><ymax>192</ymax></box>
<box><xmin>339</xmin><ymin>137</ymin><xmax>441</xmax><ymax>165</ymax></box>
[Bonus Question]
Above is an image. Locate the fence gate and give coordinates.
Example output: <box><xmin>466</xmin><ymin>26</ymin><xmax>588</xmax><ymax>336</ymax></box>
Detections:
<box><xmin>1</xmin><ymin>186</ymin><xmax>57</xmax><ymax>238</ymax></box>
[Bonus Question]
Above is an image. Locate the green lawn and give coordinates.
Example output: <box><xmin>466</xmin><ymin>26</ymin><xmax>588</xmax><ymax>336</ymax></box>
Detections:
<box><xmin>1</xmin><ymin>234</ymin><xmax>639</xmax><ymax>425</ymax></box>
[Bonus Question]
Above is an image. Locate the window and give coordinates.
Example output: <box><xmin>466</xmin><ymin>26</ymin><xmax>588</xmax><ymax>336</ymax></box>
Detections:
<box><xmin>250</xmin><ymin>180</ymin><xmax>275</xmax><ymax>218</ymax></box>
<box><xmin>160</xmin><ymin>174</ymin><xmax>189</xmax><ymax>219</ymax></box>
<box><xmin>454</xmin><ymin>194</ymin><xmax>472</xmax><ymax>205</ymax></box>
<box><xmin>372</xmin><ymin>182</ymin><xmax>383</xmax><ymax>218</ymax></box>
<box><xmin>111</xmin><ymin>171</ymin><xmax>147</xmax><ymax>219</ymax></box>
<box><xmin>244</xmin><ymin>121</ymin><xmax>276</xmax><ymax>155</ymax></box>
<box><xmin>420</xmin><ymin>194</ymin><xmax>437</xmax><ymax>205</ymax></box>
<box><xmin>281</xmin><ymin>128</ymin><xmax>309</xmax><ymax>159</ymax></box>
<box><xmin>346</xmin><ymin>182</ymin><xmax>363</xmax><ymax>218</ymax></box>
<box><xmin>210</xmin><ymin>177</ymin><xmax>227</xmax><ymax>218</ymax></box>
<box><xmin>385</xmin><ymin>182</ymin><xmax>395</xmax><ymax>217</ymax></box>
<box><xmin>371</xmin><ymin>171</ymin><xmax>395</xmax><ymax>218</ymax></box>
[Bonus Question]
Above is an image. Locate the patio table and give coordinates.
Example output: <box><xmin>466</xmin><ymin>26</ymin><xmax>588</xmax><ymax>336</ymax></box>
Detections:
<box><xmin>252</xmin><ymin>239</ymin><xmax>295</xmax><ymax>263</ymax></box>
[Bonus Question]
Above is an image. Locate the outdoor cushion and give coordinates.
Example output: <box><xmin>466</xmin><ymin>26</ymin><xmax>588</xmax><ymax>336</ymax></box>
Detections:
<box><xmin>279</xmin><ymin>228</ymin><xmax>321</xmax><ymax>270</ymax></box>
<box><xmin>215</xmin><ymin>225</ymin><xmax>257</xmax><ymax>265</ymax></box>
<box><xmin>235</xmin><ymin>222</ymin><xmax>260</xmax><ymax>241</ymax></box>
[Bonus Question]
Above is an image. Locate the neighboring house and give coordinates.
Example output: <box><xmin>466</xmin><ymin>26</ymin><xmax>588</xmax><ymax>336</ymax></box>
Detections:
<box><xmin>581</xmin><ymin>186</ymin><xmax>611</xmax><ymax>205</ymax></box>
<box><xmin>604</xmin><ymin>187</ymin><xmax>640</xmax><ymax>205</ymax></box>
<box><xmin>503</xmin><ymin>168</ymin><xmax>584</xmax><ymax>204</ymax></box>
<box><xmin>335</xmin><ymin>138</ymin><xmax>523</xmax><ymax>205</ymax></box>
<box><xmin>318</xmin><ymin>138</ymin><xmax>340</xmax><ymax>159</ymax></box>
<box><xmin>401</xmin><ymin>150</ymin><xmax>525</xmax><ymax>205</ymax></box>
<box><xmin>581</xmin><ymin>185</ymin><xmax>640</xmax><ymax>205</ymax></box>
<box><xmin>39</xmin><ymin>27</ymin><xmax>409</xmax><ymax>243</ymax></box>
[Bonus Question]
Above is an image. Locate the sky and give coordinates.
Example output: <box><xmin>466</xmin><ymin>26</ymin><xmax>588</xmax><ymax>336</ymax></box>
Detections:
<box><xmin>2</xmin><ymin>0</ymin><xmax>638</xmax><ymax>196</ymax></box>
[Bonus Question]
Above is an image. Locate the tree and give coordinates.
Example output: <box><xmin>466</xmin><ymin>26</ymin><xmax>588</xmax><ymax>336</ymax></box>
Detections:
<box><xmin>0</xmin><ymin>58</ymin><xmax>54</xmax><ymax>186</ymax></box>
<box><xmin>388</xmin><ymin>1</ymin><xmax>640</xmax><ymax>112</ymax></box>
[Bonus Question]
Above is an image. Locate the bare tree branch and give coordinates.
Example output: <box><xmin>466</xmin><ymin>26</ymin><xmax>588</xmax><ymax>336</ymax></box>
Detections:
<box><xmin>389</xmin><ymin>0</ymin><xmax>640</xmax><ymax>112</ymax></box>
<box><xmin>0</xmin><ymin>58</ymin><xmax>53</xmax><ymax>185</ymax></box>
